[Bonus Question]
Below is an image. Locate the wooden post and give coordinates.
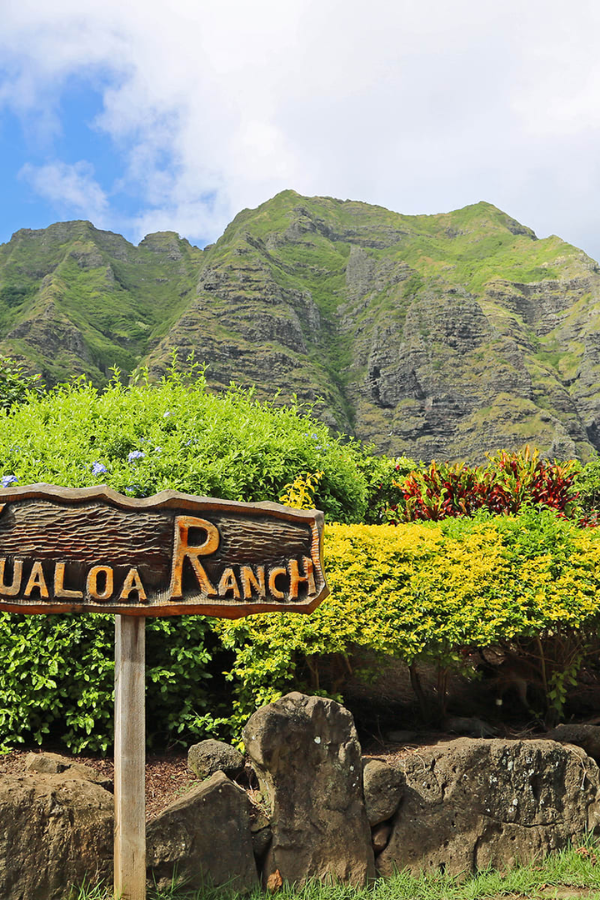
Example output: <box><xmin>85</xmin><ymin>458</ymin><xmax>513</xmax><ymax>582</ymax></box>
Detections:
<box><xmin>114</xmin><ymin>615</ymin><xmax>146</xmax><ymax>900</ymax></box>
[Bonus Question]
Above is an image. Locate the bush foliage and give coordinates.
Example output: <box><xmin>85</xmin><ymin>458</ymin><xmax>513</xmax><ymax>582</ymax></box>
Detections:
<box><xmin>0</xmin><ymin>368</ymin><xmax>374</xmax><ymax>750</ymax></box>
<box><xmin>215</xmin><ymin>508</ymin><xmax>600</xmax><ymax>728</ymax></box>
<box><xmin>0</xmin><ymin>356</ymin><xmax>43</xmax><ymax>411</ymax></box>
<box><xmin>3</xmin><ymin>369</ymin><xmax>600</xmax><ymax>749</ymax></box>
<box><xmin>0</xmin><ymin>366</ymin><xmax>371</xmax><ymax>523</ymax></box>
<box><xmin>0</xmin><ymin>613</ymin><xmax>225</xmax><ymax>752</ymax></box>
<box><xmin>385</xmin><ymin>447</ymin><xmax>580</xmax><ymax>523</ymax></box>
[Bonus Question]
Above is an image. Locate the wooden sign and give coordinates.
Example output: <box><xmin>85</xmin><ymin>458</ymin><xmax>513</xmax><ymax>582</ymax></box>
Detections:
<box><xmin>0</xmin><ymin>483</ymin><xmax>328</xmax><ymax>617</ymax></box>
<box><xmin>0</xmin><ymin>483</ymin><xmax>329</xmax><ymax>900</ymax></box>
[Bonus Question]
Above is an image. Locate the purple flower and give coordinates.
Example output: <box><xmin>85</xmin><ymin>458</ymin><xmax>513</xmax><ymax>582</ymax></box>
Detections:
<box><xmin>1</xmin><ymin>475</ymin><xmax>18</xmax><ymax>487</ymax></box>
<box><xmin>128</xmin><ymin>451</ymin><xmax>145</xmax><ymax>463</ymax></box>
<box><xmin>91</xmin><ymin>462</ymin><xmax>108</xmax><ymax>476</ymax></box>
<box><xmin>154</xmin><ymin>446</ymin><xmax>162</xmax><ymax>453</ymax></box>
<box><xmin>163</xmin><ymin>410</ymin><xmax>172</xmax><ymax>418</ymax></box>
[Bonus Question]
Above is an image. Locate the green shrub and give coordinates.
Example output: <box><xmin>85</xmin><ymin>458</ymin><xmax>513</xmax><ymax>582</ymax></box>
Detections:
<box><xmin>0</xmin><ymin>368</ymin><xmax>375</xmax><ymax>750</ymax></box>
<box><xmin>0</xmin><ymin>355</ymin><xmax>43</xmax><ymax>411</ymax></box>
<box><xmin>0</xmin><ymin>613</ymin><xmax>228</xmax><ymax>752</ymax></box>
<box><xmin>0</xmin><ymin>367</ymin><xmax>367</xmax><ymax>522</ymax></box>
<box><xmin>574</xmin><ymin>455</ymin><xmax>600</xmax><ymax>523</ymax></box>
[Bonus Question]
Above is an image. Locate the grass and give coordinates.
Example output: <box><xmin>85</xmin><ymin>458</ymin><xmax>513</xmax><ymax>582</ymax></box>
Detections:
<box><xmin>70</xmin><ymin>840</ymin><xmax>600</xmax><ymax>899</ymax></box>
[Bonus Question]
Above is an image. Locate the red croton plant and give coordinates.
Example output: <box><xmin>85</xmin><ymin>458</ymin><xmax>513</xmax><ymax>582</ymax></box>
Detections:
<box><xmin>387</xmin><ymin>446</ymin><xmax>584</xmax><ymax>524</ymax></box>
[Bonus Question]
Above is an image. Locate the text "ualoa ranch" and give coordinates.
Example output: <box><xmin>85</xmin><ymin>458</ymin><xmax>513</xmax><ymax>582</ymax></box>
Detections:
<box><xmin>0</xmin><ymin>515</ymin><xmax>317</xmax><ymax>603</ymax></box>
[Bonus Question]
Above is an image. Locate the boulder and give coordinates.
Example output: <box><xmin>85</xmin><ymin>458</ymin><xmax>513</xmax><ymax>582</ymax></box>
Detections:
<box><xmin>545</xmin><ymin>724</ymin><xmax>600</xmax><ymax>764</ymax></box>
<box><xmin>377</xmin><ymin>738</ymin><xmax>600</xmax><ymax>878</ymax></box>
<box><xmin>243</xmin><ymin>692</ymin><xmax>375</xmax><ymax>886</ymax></box>
<box><xmin>25</xmin><ymin>752</ymin><xmax>77</xmax><ymax>775</ymax></box>
<box><xmin>250</xmin><ymin>808</ymin><xmax>272</xmax><ymax>861</ymax></box>
<box><xmin>146</xmin><ymin>770</ymin><xmax>258</xmax><ymax>892</ymax></box>
<box><xmin>0</xmin><ymin>771</ymin><xmax>113</xmax><ymax>900</ymax></box>
<box><xmin>24</xmin><ymin>752</ymin><xmax>112</xmax><ymax>791</ymax></box>
<box><xmin>187</xmin><ymin>738</ymin><xmax>245</xmax><ymax>780</ymax></box>
<box><xmin>362</xmin><ymin>758</ymin><xmax>404</xmax><ymax>826</ymax></box>
<box><xmin>372</xmin><ymin>823</ymin><xmax>392</xmax><ymax>854</ymax></box>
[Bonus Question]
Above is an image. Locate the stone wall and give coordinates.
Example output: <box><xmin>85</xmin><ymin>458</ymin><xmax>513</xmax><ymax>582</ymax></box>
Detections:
<box><xmin>2</xmin><ymin>695</ymin><xmax>600</xmax><ymax>898</ymax></box>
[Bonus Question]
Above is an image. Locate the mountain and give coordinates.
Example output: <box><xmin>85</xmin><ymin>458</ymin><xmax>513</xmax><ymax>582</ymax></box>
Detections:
<box><xmin>1</xmin><ymin>192</ymin><xmax>600</xmax><ymax>462</ymax></box>
<box><xmin>0</xmin><ymin>221</ymin><xmax>203</xmax><ymax>384</ymax></box>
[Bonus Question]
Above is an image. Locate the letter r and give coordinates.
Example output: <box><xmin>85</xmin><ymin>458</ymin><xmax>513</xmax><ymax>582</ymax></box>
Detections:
<box><xmin>169</xmin><ymin>515</ymin><xmax>220</xmax><ymax>599</ymax></box>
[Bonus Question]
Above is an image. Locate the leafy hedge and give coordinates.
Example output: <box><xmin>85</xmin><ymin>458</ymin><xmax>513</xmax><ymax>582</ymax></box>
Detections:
<box><xmin>5</xmin><ymin>507</ymin><xmax>598</xmax><ymax>750</ymax></box>
<box><xmin>216</xmin><ymin>508</ymin><xmax>600</xmax><ymax>728</ymax></box>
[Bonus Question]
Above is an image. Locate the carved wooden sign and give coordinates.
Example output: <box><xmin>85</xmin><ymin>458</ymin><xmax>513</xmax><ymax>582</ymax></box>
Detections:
<box><xmin>0</xmin><ymin>483</ymin><xmax>328</xmax><ymax>617</ymax></box>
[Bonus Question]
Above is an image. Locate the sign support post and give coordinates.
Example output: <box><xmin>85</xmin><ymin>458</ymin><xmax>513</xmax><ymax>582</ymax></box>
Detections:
<box><xmin>114</xmin><ymin>615</ymin><xmax>146</xmax><ymax>900</ymax></box>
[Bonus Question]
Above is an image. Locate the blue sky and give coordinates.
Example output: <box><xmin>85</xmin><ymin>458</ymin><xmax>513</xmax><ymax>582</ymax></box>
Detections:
<box><xmin>1</xmin><ymin>81</ymin><xmax>136</xmax><ymax>235</ymax></box>
<box><xmin>3</xmin><ymin>0</ymin><xmax>600</xmax><ymax>260</ymax></box>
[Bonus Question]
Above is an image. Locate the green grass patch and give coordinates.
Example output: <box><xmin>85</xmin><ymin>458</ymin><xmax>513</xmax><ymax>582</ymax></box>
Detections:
<box><xmin>70</xmin><ymin>840</ymin><xmax>600</xmax><ymax>898</ymax></box>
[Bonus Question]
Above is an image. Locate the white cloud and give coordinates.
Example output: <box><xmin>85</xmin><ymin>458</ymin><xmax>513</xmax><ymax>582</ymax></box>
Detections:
<box><xmin>2</xmin><ymin>0</ymin><xmax>600</xmax><ymax>257</ymax></box>
<box><xmin>19</xmin><ymin>161</ymin><xmax>108</xmax><ymax>223</ymax></box>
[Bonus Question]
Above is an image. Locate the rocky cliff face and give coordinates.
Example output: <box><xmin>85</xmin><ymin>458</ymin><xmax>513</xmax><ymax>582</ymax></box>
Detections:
<box><xmin>1</xmin><ymin>192</ymin><xmax>600</xmax><ymax>462</ymax></box>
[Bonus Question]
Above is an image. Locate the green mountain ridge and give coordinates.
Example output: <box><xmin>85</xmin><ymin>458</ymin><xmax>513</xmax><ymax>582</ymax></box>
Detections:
<box><xmin>1</xmin><ymin>191</ymin><xmax>600</xmax><ymax>462</ymax></box>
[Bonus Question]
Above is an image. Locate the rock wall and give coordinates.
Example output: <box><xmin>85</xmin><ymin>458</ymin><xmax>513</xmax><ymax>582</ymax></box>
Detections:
<box><xmin>2</xmin><ymin>697</ymin><xmax>600</xmax><ymax>897</ymax></box>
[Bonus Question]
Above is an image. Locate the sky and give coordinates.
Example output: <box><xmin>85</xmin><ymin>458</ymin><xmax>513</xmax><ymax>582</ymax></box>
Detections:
<box><xmin>2</xmin><ymin>0</ymin><xmax>600</xmax><ymax>259</ymax></box>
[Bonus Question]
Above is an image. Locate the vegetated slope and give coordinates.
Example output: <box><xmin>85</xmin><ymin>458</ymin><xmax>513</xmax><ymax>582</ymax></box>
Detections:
<box><xmin>2</xmin><ymin>192</ymin><xmax>600</xmax><ymax>462</ymax></box>
<box><xmin>146</xmin><ymin>191</ymin><xmax>600</xmax><ymax>462</ymax></box>
<box><xmin>0</xmin><ymin>221</ymin><xmax>203</xmax><ymax>385</ymax></box>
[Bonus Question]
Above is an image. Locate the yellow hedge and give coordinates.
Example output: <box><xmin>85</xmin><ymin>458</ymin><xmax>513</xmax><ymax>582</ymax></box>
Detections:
<box><xmin>213</xmin><ymin>511</ymin><xmax>600</xmax><ymax>720</ymax></box>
